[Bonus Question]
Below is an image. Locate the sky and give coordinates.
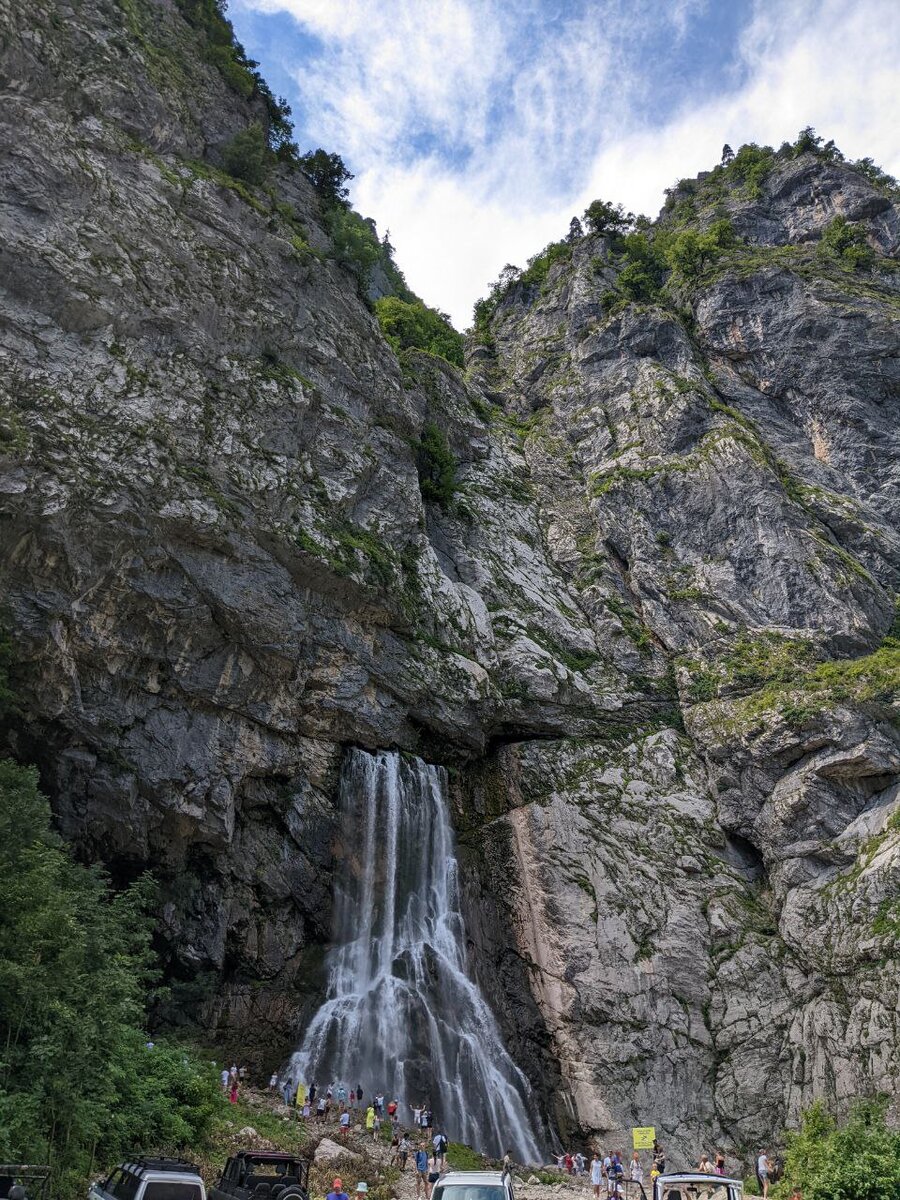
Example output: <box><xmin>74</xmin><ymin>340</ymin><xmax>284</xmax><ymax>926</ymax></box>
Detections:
<box><xmin>229</xmin><ymin>0</ymin><xmax>900</xmax><ymax>328</ymax></box>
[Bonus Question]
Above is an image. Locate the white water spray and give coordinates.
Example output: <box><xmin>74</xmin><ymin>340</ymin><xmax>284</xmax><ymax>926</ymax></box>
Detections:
<box><xmin>289</xmin><ymin>749</ymin><xmax>542</xmax><ymax>1162</ymax></box>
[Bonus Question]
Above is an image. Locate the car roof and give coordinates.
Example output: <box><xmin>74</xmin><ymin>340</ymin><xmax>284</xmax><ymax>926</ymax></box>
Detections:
<box><xmin>234</xmin><ymin>1152</ymin><xmax>302</xmax><ymax>1162</ymax></box>
<box><xmin>657</xmin><ymin>1174</ymin><xmax>743</xmax><ymax>1186</ymax></box>
<box><xmin>436</xmin><ymin>1173</ymin><xmax>505</xmax><ymax>1186</ymax></box>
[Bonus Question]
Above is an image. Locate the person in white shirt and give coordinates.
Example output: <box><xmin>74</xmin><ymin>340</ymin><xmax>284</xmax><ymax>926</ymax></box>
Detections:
<box><xmin>630</xmin><ymin>1153</ymin><xmax>643</xmax><ymax>1184</ymax></box>
<box><xmin>590</xmin><ymin>1154</ymin><xmax>603</xmax><ymax>1198</ymax></box>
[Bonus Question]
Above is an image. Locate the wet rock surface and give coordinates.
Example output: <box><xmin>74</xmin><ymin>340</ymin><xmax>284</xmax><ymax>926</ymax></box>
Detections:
<box><xmin>1</xmin><ymin>0</ymin><xmax>899</xmax><ymax>1162</ymax></box>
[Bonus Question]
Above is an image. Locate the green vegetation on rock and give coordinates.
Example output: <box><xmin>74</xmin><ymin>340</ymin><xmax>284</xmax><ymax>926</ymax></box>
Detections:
<box><xmin>774</xmin><ymin>1098</ymin><xmax>900</xmax><ymax>1200</ymax></box>
<box><xmin>416</xmin><ymin>422</ymin><xmax>458</xmax><ymax>508</ymax></box>
<box><xmin>374</xmin><ymin>297</ymin><xmax>464</xmax><ymax>367</ymax></box>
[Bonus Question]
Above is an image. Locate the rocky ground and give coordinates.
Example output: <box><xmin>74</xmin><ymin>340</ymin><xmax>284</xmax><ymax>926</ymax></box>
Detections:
<box><xmin>1</xmin><ymin>0</ymin><xmax>898</xmax><ymax>1170</ymax></box>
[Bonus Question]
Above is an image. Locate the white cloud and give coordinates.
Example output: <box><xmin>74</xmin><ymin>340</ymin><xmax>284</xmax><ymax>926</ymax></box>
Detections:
<box><xmin>238</xmin><ymin>0</ymin><xmax>900</xmax><ymax>327</ymax></box>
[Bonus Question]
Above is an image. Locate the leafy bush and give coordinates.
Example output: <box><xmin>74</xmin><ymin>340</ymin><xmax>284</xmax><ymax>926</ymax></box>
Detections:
<box><xmin>417</xmin><ymin>422</ymin><xmax>457</xmax><ymax>508</ymax></box>
<box><xmin>777</xmin><ymin>1099</ymin><xmax>900</xmax><ymax>1200</ymax></box>
<box><xmin>519</xmin><ymin>239</ymin><xmax>573</xmax><ymax>289</ymax></box>
<box><xmin>221</xmin><ymin>122</ymin><xmax>272</xmax><ymax>185</ymax></box>
<box><xmin>374</xmin><ymin>297</ymin><xmax>464</xmax><ymax>367</ymax></box>
<box><xmin>818</xmin><ymin>215</ymin><xmax>874</xmax><ymax>270</ymax></box>
<box><xmin>0</xmin><ymin>759</ymin><xmax>220</xmax><ymax>1197</ymax></box>
<box><xmin>726</xmin><ymin>143</ymin><xmax>776</xmax><ymax>197</ymax></box>
<box><xmin>298</xmin><ymin>149</ymin><xmax>353</xmax><ymax>205</ymax></box>
<box><xmin>663</xmin><ymin>218</ymin><xmax>736</xmax><ymax>280</ymax></box>
<box><xmin>325</xmin><ymin>206</ymin><xmax>382</xmax><ymax>284</ymax></box>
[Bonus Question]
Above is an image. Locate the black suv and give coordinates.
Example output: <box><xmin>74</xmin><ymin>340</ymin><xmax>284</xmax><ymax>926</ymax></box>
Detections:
<box><xmin>209</xmin><ymin>1152</ymin><xmax>309</xmax><ymax>1200</ymax></box>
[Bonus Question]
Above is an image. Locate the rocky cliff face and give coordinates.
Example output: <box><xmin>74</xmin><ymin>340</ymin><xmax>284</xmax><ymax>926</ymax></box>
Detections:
<box><xmin>1</xmin><ymin>0</ymin><xmax>898</xmax><ymax>1166</ymax></box>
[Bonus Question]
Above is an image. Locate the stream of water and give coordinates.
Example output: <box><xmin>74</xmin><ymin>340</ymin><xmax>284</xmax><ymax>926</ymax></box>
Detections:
<box><xmin>288</xmin><ymin>748</ymin><xmax>543</xmax><ymax>1162</ymax></box>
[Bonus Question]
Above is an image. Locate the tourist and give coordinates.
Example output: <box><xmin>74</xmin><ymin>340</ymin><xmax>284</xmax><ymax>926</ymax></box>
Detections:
<box><xmin>414</xmin><ymin>1143</ymin><xmax>431</xmax><ymax>1199</ymax></box>
<box><xmin>310</xmin><ymin>1082</ymin><xmax>318</xmax><ymax>1103</ymax></box>
<box><xmin>374</xmin><ymin>1109</ymin><xmax>383</xmax><ymax>1138</ymax></box>
<box><xmin>239</xmin><ymin>1065</ymin><xmax>247</xmax><ymax>1083</ymax></box>
<box><xmin>602</xmin><ymin>1152</ymin><xmax>613</xmax><ymax>1195</ymax></box>
<box><xmin>591</xmin><ymin>1153</ymin><xmax>602</xmax><ymax>1198</ymax></box>
<box><xmin>229</xmin><ymin>1064</ymin><xmax>239</xmax><ymax>1088</ymax></box>
<box><xmin>302</xmin><ymin>1099</ymin><xmax>311</xmax><ymax>1119</ymax></box>
<box><xmin>388</xmin><ymin>1097</ymin><xmax>398</xmax><ymax>1125</ymax></box>
<box><xmin>375</xmin><ymin>1092</ymin><xmax>385</xmax><ymax>1117</ymax></box>
<box><xmin>698</xmin><ymin>1154</ymin><xmax>712</xmax><ymax>1174</ymax></box>
<box><xmin>366</xmin><ymin>1105</ymin><xmax>376</xmax><ymax>1134</ymax></box>
<box><xmin>220</xmin><ymin>1067</ymin><xmax>230</xmax><ymax>1092</ymax></box>
<box><xmin>317</xmin><ymin>1096</ymin><xmax>327</xmax><ymax>1122</ymax></box>
<box><xmin>653</xmin><ymin>1146</ymin><xmax>666</xmax><ymax>1175</ymax></box>
<box><xmin>433</xmin><ymin>1130</ymin><xmax>448</xmax><ymax>1168</ymax></box>
<box><xmin>355</xmin><ymin>1185</ymin><xmax>368</xmax><ymax>1200</ymax></box>
<box><xmin>268</xmin><ymin>1071</ymin><xmax>278</xmax><ymax>1091</ymax></box>
<box><xmin>756</xmin><ymin>1150</ymin><xmax>771</xmax><ymax>1199</ymax></box>
<box><xmin>630</xmin><ymin>1152</ymin><xmax>643</xmax><ymax>1184</ymax></box>
<box><xmin>338</xmin><ymin>1084</ymin><xmax>347</xmax><ymax>1105</ymax></box>
<box><xmin>296</xmin><ymin>1082</ymin><xmax>307</xmax><ymax>1109</ymax></box>
<box><xmin>281</xmin><ymin>1078</ymin><xmax>294</xmax><ymax>1107</ymax></box>
<box><xmin>326</xmin><ymin>1178</ymin><xmax>348</xmax><ymax>1200</ymax></box>
<box><xmin>350</xmin><ymin>1090</ymin><xmax>356</xmax><ymax>1110</ymax></box>
<box><xmin>340</xmin><ymin>1109</ymin><xmax>351</xmax><ymax>1136</ymax></box>
<box><xmin>399</xmin><ymin>1132</ymin><xmax>411</xmax><ymax>1169</ymax></box>
<box><xmin>564</xmin><ymin>1152</ymin><xmax>573</xmax><ymax>1175</ymax></box>
<box><xmin>357</xmin><ymin>1083</ymin><xmax>364</xmax><ymax>1105</ymax></box>
<box><xmin>413</xmin><ymin>1104</ymin><xmax>422</xmax><ymax>1127</ymax></box>
<box><xmin>502</xmin><ymin>1151</ymin><xmax>512</xmax><ymax>1173</ymax></box>
<box><xmin>575</xmin><ymin>1152</ymin><xmax>586</xmax><ymax>1176</ymax></box>
<box><xmin>229</xmin><ymin>1077</ymin><xmax>239</xmax><ymax>1104</ymax></box>
<box><xmin>714</xmin><ymin>1152</ymin><xmax>725</xmax><ymax>1176</ymax></box>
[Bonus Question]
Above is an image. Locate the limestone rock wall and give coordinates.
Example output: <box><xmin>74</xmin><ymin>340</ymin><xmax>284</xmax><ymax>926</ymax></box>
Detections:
<box><xmin>1</xmin><ymin>0</ymin><xmax>898</xmax><ymax>1161</ymax></box>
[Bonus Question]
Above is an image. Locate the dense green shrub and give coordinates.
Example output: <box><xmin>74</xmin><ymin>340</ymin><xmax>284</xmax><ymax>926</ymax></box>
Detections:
<box><xmin>663</xmin><ymin>218</ymin><xmax>736</xmax><ymax>279</ymax></box>
<box><xmin>374</xmin><ymin>297</ymin><xmax>464</xmax><ymax>367</ymax></box>
<box><xmin>818</xmin><ymin>215</ymin><xmax>874</xmax><ymax>269</ymax></box>
<box><xmin>777</xmin><ymin>1099</ymin><xmax>900</xmax><ymax>1200</ymax></box>
<box><xmin>0</xmin><ymin>759</ymin><xmax>220</xmax><ymax>1198</ymax></box>
<box><xmin>325</xmin><ymin>206</ymin><xmax>382</xmax><ymax>284</ymax></box>
<box><xmin>222</xmin><ymin>122</ymin><xmax>272</xmax><ymax>185</ymax></box>
<box><xmin>417</xmin><ymin>422</ymin><xmax>457</xmax><ymax>508</ymax></box>
<box><xmin>519</xmin><ymin>239</ymin><xmax>573</xmax><ymax>289</ymax></box>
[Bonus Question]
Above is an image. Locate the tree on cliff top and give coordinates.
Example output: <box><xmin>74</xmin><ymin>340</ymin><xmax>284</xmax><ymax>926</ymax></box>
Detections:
<box><xmin>299</xmin><ymin>149</ymin><xmax>354</xmax><ymax>205</ymax></box>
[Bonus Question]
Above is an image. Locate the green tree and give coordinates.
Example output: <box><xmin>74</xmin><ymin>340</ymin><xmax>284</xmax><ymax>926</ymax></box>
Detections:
<box><xmin>0</xmin><ymin>760</ymin><xmax>219</xmax><ymax>1197</ymax></box>
<box><xmin>583</xmin><ymin>198</ymin><xmax>634</xmax><ymax>237</ymax></box>
<box><xmin>779</xmin><ymin>1099</ymin><xmax>900</xmax><ymax>1200</ymax></box>
<box><xmin>222</xmin><ymin>122</ymin><xmax>272</xmax><ymax>185</ymax></box>
<box><xmin>299</xmin><ymin>149</ymin><xmax>354</xmax><ymax>205</ymax></box>
<box><xmin>374</xmin><ymin>297</ymin><xmax>464</xmax><ymax>367</ymax></box>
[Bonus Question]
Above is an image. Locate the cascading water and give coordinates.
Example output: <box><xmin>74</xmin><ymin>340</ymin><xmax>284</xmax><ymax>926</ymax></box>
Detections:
<box><xmin>289</xmin><ymin>749</ymin><xmax>543</xmax><ymax>1163</ymax></box>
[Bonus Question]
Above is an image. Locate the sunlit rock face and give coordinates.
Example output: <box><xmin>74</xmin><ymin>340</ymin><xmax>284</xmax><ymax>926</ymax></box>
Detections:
<box><xmin>1</xmin><ymin>0</ymin><xmax>898</xmax><ymax>1163</ymax></box>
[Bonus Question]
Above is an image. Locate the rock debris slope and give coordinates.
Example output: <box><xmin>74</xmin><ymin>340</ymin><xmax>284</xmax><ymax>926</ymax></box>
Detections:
<box><xmin>1</xmin><ymin>0</ymin><xmax>899</xmax><ymax>1162</ymax></box>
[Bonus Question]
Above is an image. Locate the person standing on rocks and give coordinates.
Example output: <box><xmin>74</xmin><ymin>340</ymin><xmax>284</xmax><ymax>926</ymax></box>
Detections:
<box><xmin>340</xmin><ymin>1109</ymin><xmax>351</xmax><ymax>1136</ymax></box>
<box><xmin>414</xmin><ymin>1143</ymin><xmax>431</xmax><ymax>1199</ymax></box>
<box><xmin>756</xmin><ymin>1150</ymin><xmax>771</xmax><ymax>1198</ymax></box>
<box><xmin>268</xmin><ymin>1071</ymin><xmax>278</xmax><ymax>1091</ymax></box>
<box><xmin>326</xmin><ymin>1178</ymin><xmax>348</xmax><ymax>1200</ymax></box>
<box><xmin>310</xmin><ymin>1081</ymin><xmax>318</xmax><ymax>1104</ymax></box>
<box><xmin>220</xmin><ymin>1067</ymin><xmax>230</xmax><ymax>1092</ymax></box>
<box><xmin>714</xmin><ymin>1153</ymin><xmax>725</xmax><ymax>1176</ymax></box>
<box><xmin>630</xmin><ymin>1152</ymin><xmax>643</xmax><ymax>1185</ymax></box>
<box><xmin>399</xmin><ymin>1132</ymin><xmax>411</xmax><ymax>1170</ymax></box>
<box><xmin>366</xmin><ymin>1105</ymin><xmax>376</xmax><ymax>1136</ymax></box>
<box><xmin>698</xmin><ymin>1154</ymin><xmax>712</xmax><ymax>1174</ymax></box>
<box><xmin>590</xmin><ymin>1153</ymin><xmax>602</xmax><ymax>1198</ymax></box>
<box><xmin>432</xmin><ymin>1130</ymin><xmax>448</xmax><ymax>1169</ymax></box>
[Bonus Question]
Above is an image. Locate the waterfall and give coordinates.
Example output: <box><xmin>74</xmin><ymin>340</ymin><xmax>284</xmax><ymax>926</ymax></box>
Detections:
<box><xmin>289</xmin><ymin>748</ymin><xmax>543</xmax><ymax>1163</ymax></box>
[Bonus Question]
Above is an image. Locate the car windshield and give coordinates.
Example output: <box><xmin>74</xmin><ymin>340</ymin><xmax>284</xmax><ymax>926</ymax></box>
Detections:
<box><xmin>432</xmin><ymin>1187</ymin><xmax>505</xmax><ymax>1200</ymax></box>
<box><xmin>660</xmin><ymin>1188</ymin><xmax>733</xmax><ymax>1200</ymax></box>
<box><xmin>143</xmin><ymin>1184</ymin><xmax>203</xmax><ymax>1200</ymax></box>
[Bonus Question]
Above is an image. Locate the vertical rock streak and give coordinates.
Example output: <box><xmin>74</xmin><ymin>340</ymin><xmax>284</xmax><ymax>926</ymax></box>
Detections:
<box><xmin>290</xmin><ymin>749</ymin><xmax>543</xmax><ymax>1161</ymax></box>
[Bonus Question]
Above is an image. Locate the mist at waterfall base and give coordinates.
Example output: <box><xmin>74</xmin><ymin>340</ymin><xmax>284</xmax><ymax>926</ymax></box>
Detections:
<box><xmin>289</xmin><ymin>749</ymin><xmax>543</xmax><ymax>1163</ymax></box>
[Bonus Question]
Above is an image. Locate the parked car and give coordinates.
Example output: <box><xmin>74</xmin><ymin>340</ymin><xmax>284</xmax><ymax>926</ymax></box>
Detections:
<box><xmin>89</xmin><ymin>1159</ymin><xmax>205</xmax><ymax>1200</ymax></box>
<box><xmin>430</xmin><ymin>1170</ymin><xmax>516</xmax><ymax>1200</ymax></box>
<box><xmin>208</xmin><ymin>1151</ymin><xmax>309</xmax><ymax>1200</ymax></box>
<box><xmin>0</xmin><ymin>1164</ymin><xmax>50</xmax><ymax>1200</ymax></box>
<box><xmin>653</xmin><ymin>1174</ymin><xmax>743</xmax><ymax>1200</ymax></box>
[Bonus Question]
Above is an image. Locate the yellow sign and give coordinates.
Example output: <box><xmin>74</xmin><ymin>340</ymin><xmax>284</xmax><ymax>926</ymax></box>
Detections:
<box><xmin>632</xmin><ymin>1127</ymin><xmax>656</xmax><ymax>1150</ymax></box>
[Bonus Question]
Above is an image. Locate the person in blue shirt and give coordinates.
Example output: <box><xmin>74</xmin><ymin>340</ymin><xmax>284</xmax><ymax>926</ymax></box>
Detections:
<box><xmin>414</xmin><ymin>1144</ymin><xmax>431</xmax><ymax>1198</ymax></box>
<box><xmin>327</xmin><ymin>1179</ymin><xmax>349</xmax><ymax>1200</ymax></box>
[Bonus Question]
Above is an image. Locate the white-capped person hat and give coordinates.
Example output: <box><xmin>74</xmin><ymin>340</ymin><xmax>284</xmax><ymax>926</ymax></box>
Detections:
<box><xmin>355</xmin><ymin>1185</ymin><xmax>368</xmax><ymax>1194</ymax></box>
